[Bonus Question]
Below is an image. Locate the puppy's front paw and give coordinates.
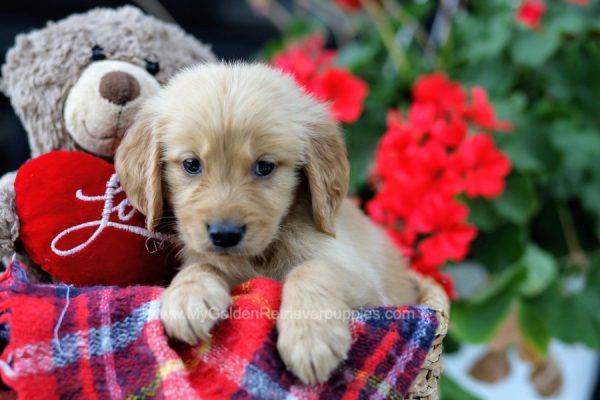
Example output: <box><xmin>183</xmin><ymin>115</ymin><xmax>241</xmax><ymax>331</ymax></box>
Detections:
<box><xmin>277</xmin><ymin>310</ymin><xmax>351</xmax><ymax>384</ymax></box>
<box><xmin>160</xmin><ymin>277</ymin><xmax>231</xmax><ymax>345</ymax></box>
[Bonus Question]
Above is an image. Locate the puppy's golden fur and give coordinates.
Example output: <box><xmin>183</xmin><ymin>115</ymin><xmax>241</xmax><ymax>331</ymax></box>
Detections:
<box><xmin>115</xmin><ymin>63</ymin><xmax>418</xmax><ymax>384</ymax></box>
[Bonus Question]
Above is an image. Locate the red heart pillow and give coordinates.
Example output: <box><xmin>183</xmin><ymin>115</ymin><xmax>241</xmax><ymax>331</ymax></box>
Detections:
<box><xmin>14</xmin><ymin>151</ymin><xmax>177</xmax><ymax>286</ymax></box>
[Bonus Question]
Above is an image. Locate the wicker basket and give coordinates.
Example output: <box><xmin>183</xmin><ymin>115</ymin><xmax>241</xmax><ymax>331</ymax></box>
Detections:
<box><xmin>405</xmin><ymin>271</ymin><xmax>450</xmax><ymax>400</ymax></box>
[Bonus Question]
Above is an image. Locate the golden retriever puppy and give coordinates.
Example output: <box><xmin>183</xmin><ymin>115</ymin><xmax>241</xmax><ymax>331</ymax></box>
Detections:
<box><xmin>115</xmin><ymin>62</ymin><xmax>418</xmax><ymax>384</ymax></box>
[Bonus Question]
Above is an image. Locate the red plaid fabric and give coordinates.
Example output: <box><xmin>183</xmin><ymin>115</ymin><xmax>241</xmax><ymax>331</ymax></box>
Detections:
<box><xmin>0</xmin><ymin>261</ymin><xmax>438</xmax><ymax>399</ymax></box>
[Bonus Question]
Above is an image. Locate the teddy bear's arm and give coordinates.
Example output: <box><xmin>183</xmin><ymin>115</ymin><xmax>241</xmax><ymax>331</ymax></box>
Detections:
<box><xmin>0</xmin><ymin>171</ymin><xmax>19</xmax><ymax>264</ymax></box>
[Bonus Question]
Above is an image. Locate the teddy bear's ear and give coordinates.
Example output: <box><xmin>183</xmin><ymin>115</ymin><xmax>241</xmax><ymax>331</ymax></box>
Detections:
<box><xmin>1</xmin><ymin>34</ymin><xmax>33</xmax><ymax>97</ymax></box>
<box><xmin>115</xmin><ymin>105</ymin><xmax>164</xmax><ymax>232</ymax></box>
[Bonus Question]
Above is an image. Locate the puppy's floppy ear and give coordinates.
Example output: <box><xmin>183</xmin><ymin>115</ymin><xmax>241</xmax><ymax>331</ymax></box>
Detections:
<box><xmin>115</xmin><ymin>108</ymin><xmax>163</xmax><ymax>232</ymax></box>
<box><xmin>304</xmin><ymin>118</ymin><xmax>350</xmax><ymax>237</ymax></box>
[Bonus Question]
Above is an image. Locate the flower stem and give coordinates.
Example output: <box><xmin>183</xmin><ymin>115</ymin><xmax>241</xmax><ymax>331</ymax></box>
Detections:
<box><xmin>556</xmin><ymin>202</ymin><xmax>589</xmax><ymax>268</ymax></box>
<box><xmin>360</xmin><ymin>0</ymin><xmax>411</xmax><ymax>77</ymax></box>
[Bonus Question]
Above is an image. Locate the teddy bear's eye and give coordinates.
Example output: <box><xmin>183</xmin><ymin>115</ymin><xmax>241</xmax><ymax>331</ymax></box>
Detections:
<box><xmin>91</xmin><ymin>45</ymin><xmax>106</xmax><ymax>61</ymax></box>
<box><xmin>145</xmin><ymin>58</ymin><xmax>160</xmax><ymax>75</ymax></box>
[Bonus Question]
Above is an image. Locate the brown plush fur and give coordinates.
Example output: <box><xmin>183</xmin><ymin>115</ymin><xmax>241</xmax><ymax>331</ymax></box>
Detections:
<box><xmin>116</xmin><ymin>62</ymin><xmax>418</xmax><ymax>384</ymax></box>
<box><xmin>0</xmin><ymin>6</ymin><xmax>215</xmax><ymax>158</ymax></box>
<box><xmin>0</xmin><ymin>6</ymin><xmax>215</xmax><ymax>267</ymax></box>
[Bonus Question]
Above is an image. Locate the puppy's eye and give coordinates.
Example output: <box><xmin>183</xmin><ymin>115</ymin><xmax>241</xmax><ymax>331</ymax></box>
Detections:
<box><xmin>182</xmin><ymin>158</ymin><xmax>202</xmax><ymax>176</ymax></box>
<box><xmin>145</xmin><ymin>58</ymin><xmax>160</xmax><ymax>75</ymax></box>
<box><xmin>91</xmin><ymin>45</ymin><xmax>106</xmax><ymax>61</ymax></box>
<box><xmin>254</xmin><ymin>161</ymin><xmax>276</xmax><ymax>177</ymax></box>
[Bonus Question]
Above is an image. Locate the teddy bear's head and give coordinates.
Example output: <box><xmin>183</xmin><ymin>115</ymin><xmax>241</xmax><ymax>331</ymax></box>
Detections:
<box><xmin>0</xmin><ymin>6</ymin><xmax>216</xmax><ymax>158</ymax></box>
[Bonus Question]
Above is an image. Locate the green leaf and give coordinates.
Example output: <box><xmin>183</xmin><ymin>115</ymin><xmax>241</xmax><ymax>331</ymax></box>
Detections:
<box><xmin>462</xmin><ymin>14</ymin><xmax>512</xmax><ymax>63</ymax></box>
<box><xmin>518</xmin><ymin>300</ymin><xmax>552</xmax><ymax>356</ymax></box>
<box><xmin>451</xmin><ymin>293</ymin><xmax>514</xmax><ymax>344</ymax></box>
<box><xmin>540</xmin><ymin>40</ymin><xmax>600</xmax><ymax>113</ymax></box>
<box><xmin>344</xmin><ymin>103</ymin><xmax>386</xmax><ymax>193</ymax></box>
<box><xmin>582</xmin><ymin>170</ymin><xmax>600</xmax><ymax>219</ymax></box>
<box><xmin>549</xmin><ymin>121</ymin><xmax>600</xmax><ymax>172</ymax></box>
<box><xmin>511</xmin><ymin>29</ymin><xmax>560</xmax><ymax>67</ymax></box>
<box><xmin>440</xmin><ymin>374</ymin><xmax>482</xmax><ymax>400</ymax></box>
<box><xmin>549</xmin><ymin>122</ymin><xmax>600</xmax><ymax>199</ymax></box>
<box><xmin>497</xmin><ymin>121</ymin><xmax>557</xmax><ymax>176</ymax></box>
<box><xmin>455</xmin><ymin>58</ymin><xmax>516</xmax><ymax>97</ymax></box>
<box><xmin>516</xmin><ymin>245</ymin><xmax>558</xmax><ymax>297</ymax></box>
<box><xmin>451</xmin><ymin>264</ymin><xmax>526</xmax><ymax>343</ymax></box>
<box><xmin>492</xmin><ymin>173</ymin><xmax>539</xmax><ymax>226</ymax></box>
<box><xmin>492</xmin><ymin>93</ymin><xmax>550</xmax><ymax>175</ymax></box>
<box><xmin>553</xmin><ymin>255</ymin><xmax>600</xmax><ymax>348</ymax></box>
<box><xmin>443</xmin><ymin>332</ymin><xmax>462</xmax><ymax>355</ymax></box>
<box><xmin>553</xmin><ymin>291</ymin><xmax>600</xmax><ymax>348</ymax></box>
<box><xmin>466</xmin><ymin>198</ymin><xmax>501</xmax><ymax>232</ymax></box>
<box><xmin>546</xmin><ymin>4</ymin><xmax>586</xmax><ymax>36</ymax></box>
<box><xmin>469</xmin><ymin>261</ymin><xmax>526</xmax><ymax>305</ymax></box>
<box><xmin>471</xmin><ymin>223</ymin><xmax>526</xmax><ymax>273</ymax></box>
<box><xmin>501</xmin><ymin>139</ymin><xmax>545</xmax><ymax>175</ymax></box>
<box><xmin>492</xmin><ymin>92</ymin><xmax>527</xmax><ymax>127</ymax></box>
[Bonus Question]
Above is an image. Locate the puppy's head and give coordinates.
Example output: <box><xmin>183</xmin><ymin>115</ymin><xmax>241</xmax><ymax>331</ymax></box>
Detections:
<box><xmin>115</xmin><ymin>63</ymin><xmax>349</xmax><ymax>257</ymax></box>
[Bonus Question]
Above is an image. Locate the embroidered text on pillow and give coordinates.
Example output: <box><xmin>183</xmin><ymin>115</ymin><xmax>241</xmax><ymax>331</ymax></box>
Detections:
<box><xmin>50</xmin><ymin>173</ymin><xmax>172</xmax><ymax>257</ymax></box>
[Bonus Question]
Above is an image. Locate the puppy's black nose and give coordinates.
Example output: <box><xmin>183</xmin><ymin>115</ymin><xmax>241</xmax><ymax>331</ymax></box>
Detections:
<box><xmin>207</xmin><ymin>222</ymin><xmax>246</xmax><ymax>248</ymax></box>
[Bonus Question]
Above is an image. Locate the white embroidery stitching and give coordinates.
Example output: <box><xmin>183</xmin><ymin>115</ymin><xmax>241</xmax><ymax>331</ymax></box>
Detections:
<box><xmin>50</xmin><ymin>173</ymin><xmax>171</xmax><ymax>257</ymax></box>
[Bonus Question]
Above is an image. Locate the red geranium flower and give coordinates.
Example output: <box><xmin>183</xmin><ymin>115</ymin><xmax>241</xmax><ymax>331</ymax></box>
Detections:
<box><xmin>407</xmin><ymin>194</ymin><xmax>476</xmax><ymax>294</ymax></box>
<box><xmin>517</xmin><ymin>0</ymin><xmax>546</xmax><ymax>29</ymax></box>
<box><xmin>408</xmin><ymin>101</ymin><xmax>438</xmax><ymax>134</ymax></box>
<box><xmin>272</xmin><ymin>35</ymin><xmax>368</xmax><ymax>123</ymax></box>
<box><xmin>454</xmin><ymin>134</ymin><xmax>512</xmax><ymax>198</ymax></box>
<box><xmin>416</xmin><ymin>224</ymin><xmax>476</xmax><ymax>268</ymax></box>
<box><xmin>376</xmin><ymin>110</ymin><xmax>424</xmax><ymax>161</ymax></box>
<box><xmin>407</xmin><ymin>193</ymin><xmax>470</xmax><ymax>235</ymax></box>
<box><xmin>467</xmin><ymin>87</ymin><xmax>512</xmax><ymax>131</ymax></box>
<box><xmin>430</xmin><ymin>114</ymin><xmax>468</xmax><ymax>148</ymax></box>
<box><xmin>412</xmin><ymin>73</ymin><xmax>467</xmax><ymax>116</ymax></box>
<box><xmin>368</xmin><ymin>73</ymin><xmax>512</xmax><ymax>297</ymax></box>
<box><xmin>309</xmin><ymin>68</ymin><xmax>369</xmax><ymax>123</ymax></box>
<box><xmin>272</xmin><ymin>35</ymin><xmax>335</xmax><ymax>87</ymax></box>
<box><xmin>273</xmin><ymin>47</ymin><xmax>317</xmax><ymax>88</ymax></box>
<box><xmin>404</xmin><ymin>141</ymin><xmax>464</xmax><ymax>198</ymax></box>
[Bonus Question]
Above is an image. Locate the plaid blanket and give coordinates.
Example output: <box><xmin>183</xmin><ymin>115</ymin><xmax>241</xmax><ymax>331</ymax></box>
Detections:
<box><xmin>0</xmin><ymin>261</ymin><xmax>438</xmax><ymax>399</ymax></box>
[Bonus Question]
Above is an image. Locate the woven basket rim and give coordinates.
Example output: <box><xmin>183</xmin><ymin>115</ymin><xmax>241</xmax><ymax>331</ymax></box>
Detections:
<box><xmin>406</xmin><ymin>271</ymin><xmax>450</xmax><ymax>399</ymax></box>
<box><xmin>411</xmin><ymin>271</ymin><xmax>449</xmax><ymax>334</ymax></box>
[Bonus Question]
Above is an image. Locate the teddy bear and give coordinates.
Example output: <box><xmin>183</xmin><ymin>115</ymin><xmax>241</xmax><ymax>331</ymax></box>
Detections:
<box><xmin>0</xmin><ymin>6</ymin><xmax>216</xmax><ymax>283</ymax></box>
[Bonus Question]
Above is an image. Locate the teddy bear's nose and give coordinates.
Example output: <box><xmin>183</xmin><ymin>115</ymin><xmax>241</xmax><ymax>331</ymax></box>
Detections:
<box><xmin>99</xmin><ymin>71</ymin><xmax>141</xmax><ymax>106</ymax></box>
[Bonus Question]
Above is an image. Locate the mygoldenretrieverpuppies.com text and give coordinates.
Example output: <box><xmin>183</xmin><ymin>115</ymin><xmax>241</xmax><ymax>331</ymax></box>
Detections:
<box><xmin>163</xmin><ymin>307</ymin><xmax>418</xmax><ymax>322</ymax></box>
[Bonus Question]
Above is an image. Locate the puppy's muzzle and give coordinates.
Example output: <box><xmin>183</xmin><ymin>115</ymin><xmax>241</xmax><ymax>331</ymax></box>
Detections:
<box><xmin>207</xmin><ymin>222</ymin><xmax>246</xmax><ymax>248</ymax></box>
